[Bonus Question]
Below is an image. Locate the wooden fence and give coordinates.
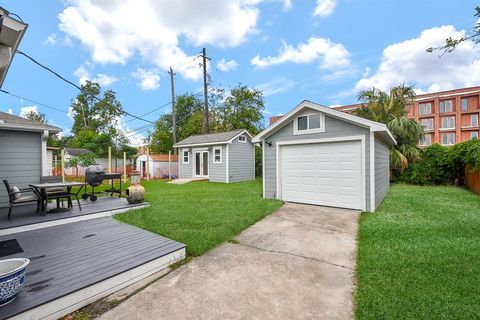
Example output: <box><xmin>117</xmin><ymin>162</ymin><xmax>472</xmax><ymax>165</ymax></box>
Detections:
<box><xmin>465</xmin><ymin>166</ymin><xmax>480</xmax><ymax>194</ymax></box>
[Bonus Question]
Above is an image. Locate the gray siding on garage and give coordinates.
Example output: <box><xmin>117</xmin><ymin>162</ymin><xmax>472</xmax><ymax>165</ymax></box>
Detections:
<box><xmin>374</xmin><ymin>135</ymin><xmax>390</xmax><ymax>209</ymax></box>
<box><xmin>228</xmin><ymin>136</ymin><xmax>255</xmax><ymax>182</ymax></box>
<box><xmin>208</xmin><ymin>145</ymin><xmax>227</xmax><ymax>182</ymax></box>
<box><xmin>178</xmin><ymin>148</ymin><xmax>193</xmax><ymax>179</ymax></box>
<box><xmin>263</xmin><ymin>107</ymin><xmax>372</xmax><ymax>211</ymax></box>
<box><xmin>0</xmin><ymin>130</ymin><xmax>42</xmax><ymax>208</ymax></box>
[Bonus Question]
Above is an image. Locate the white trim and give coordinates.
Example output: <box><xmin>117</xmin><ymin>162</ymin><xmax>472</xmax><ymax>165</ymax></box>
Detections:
<box><xmin>238</xmin><ymin>135</ymin><xmax>247</xmax><ymax>143</ymax></box>
<box><xmin>213</xmin><ymin>146</ymin><xmax>222</xmax><ymax>164</ymax></box>
<box><xmin>275</xmin><ymin>135</ymin><xmax>367</xmax><ymax>211</ymax></box>
<box><xmin>226</xmin><ymin>144</ymin><xmax>230</xmax><ymax>183</ymax></box>
<box><xmin>193</xmin><ymin>150</ymin><xmax>209</xmax><ymax>178</ymax></box>
<box><xmin>11</xmin><ymin>247</ymin><xmax>185</xmax><ymax>320</ymax></box>
<box><xmin>182</xmin><ymin>149</ymin><xmax>190</xmax><ymax>164</ymax></box>
<box><xmin>370</xmin><ymin>131</ymin><xmax>375</xmax><ymax>212</ymax></box>
<box><xmin>227</xmin><ymin>130</ymin><xmax>253</xmax><ymax>143</ymax></box>
<box><xmin>252</xmin><ymin>100</ymin><xmax>396</xmax><ymax>145</ymax></box>
<box><xmin>262</xmin><ymin>142</ymin><xmax>265</xmax><ymax>198</ymax></box>
<box><xmin>173</xmin><ymin>130</ymin><xmax>253</xmax><ymax>148</ymax></box>
<box><xmin>293</xmin><ymin>113</ymin><xmax>326</xmax><ymax>135</ymax></box>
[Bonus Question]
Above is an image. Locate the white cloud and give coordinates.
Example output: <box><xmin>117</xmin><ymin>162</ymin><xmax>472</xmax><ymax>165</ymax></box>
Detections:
<box><xmin>73</xmin><ymin>65</ymin><xmax>118</xmax><ymax>86</ymax></box>
<box><xmin>313</xmin><ymin>0</ymin><xmax>336</xmax><ymax>17</ymax></box>
<box><xmin>58</xmin><ymin>0</ymin><xmax>261</xmax><ymax>81</ymax></box>
<box><xmin>44</xmin><ymin>33</ymin><xmax>57</xmax><ymax>46</ymax></box>
<box><xmin>217</xmin><ymin>59</ymin><xmax>238</xmax><ymax>72</ymax></box>
<box><xmin>20</xmin><ymin>105</ymin><xmax>40</xmax><ymax>118</ymax></box>
<box><xmin>355</xmin><ymin>25</ymin><xmax>480</xmax><ymax>93</ymax></box>
<box><xmin>132</xmin><ymin>68</ymin><xmax>161</xmax><ymax>90</ymax></box>
<box><xmin>257</xmin><ymin>76</ymin><xmax>295</xmax><ymax>97</ymax></box>
<box><xmin>7</xmin><ymin>108</ymin><xmax>13</xmax><ymax>114</ymax></box>
<box><xmin>282</xmin><ymin>0</ymin><xmax>292</xmax><ymax>11</ymax></box>
<box><xmin>251</xmin><ymin>37</ymin><xmax>350</xmax><ymax>70</ymax></box>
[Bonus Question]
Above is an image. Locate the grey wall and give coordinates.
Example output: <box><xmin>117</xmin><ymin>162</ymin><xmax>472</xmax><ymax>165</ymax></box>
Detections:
<box><xmin>178</xmin><ymin>148</ymin><xmax>193</xmax><ymax>179</ymax></box>
<box><xmin>263</xmin><ymin>107</ymin><xmax>372</xmax><ymax>211</ymax></box>
<box><xmin>208</xmin><ymin>145</ymin><xmax>227</xmax><ymax>182</ymax></box>
<box><xmin>228</xmin><ymin>135</ymin><xmax>255</xmax><ymax>182</ymax></box>
<box><xmin>0</xmin><ymin>130</ymin><xmax>42</xmax><ymax>208</ymax></box>
<box><xmin>374</xmin><ymin>135</ymin><xmax>390</xmax><ymax>209</ymax></box>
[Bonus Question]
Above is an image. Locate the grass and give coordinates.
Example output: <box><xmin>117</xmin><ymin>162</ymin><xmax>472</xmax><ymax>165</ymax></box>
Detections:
<box><xmin>114</xmin><ymin>179</ymin><xmax>283</xmax><ymax>257</ymax></box>
<box><xmin>356</xmin><ymin>184</ymin><xmax>480</xmax><ymax>320</ymax></box>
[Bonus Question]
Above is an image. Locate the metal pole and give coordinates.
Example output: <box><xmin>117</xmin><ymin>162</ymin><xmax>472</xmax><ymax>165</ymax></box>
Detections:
<box><xmin>61</xmin><ymin>149</ymin><xmax>65</xmax><ymax>182</ymax></box>
<box><xmin>169</xmin><ymin>67</ymin><xmax>177</xmax><ymax>153</ymax></box>
<box><xmin>108</xmin><ymin>146</ymin><xmax>112</xmax><ymax>174</ymax></box>
<box><xmin>202</xmin><ymin>47</ymin><xmax>210</xmax><ymax>133</ymax></box>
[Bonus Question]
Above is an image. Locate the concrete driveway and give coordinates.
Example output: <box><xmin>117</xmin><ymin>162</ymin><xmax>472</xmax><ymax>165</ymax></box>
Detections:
<box><xmin>100</xmin><ymin>203</ymin><xmax>360</xmax><ymax>320</ymax></box>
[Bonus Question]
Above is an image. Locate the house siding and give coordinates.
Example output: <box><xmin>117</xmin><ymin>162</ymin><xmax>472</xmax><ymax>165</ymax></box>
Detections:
<box><xmin>0</xmin><ymin>130</ymin><xmax>42</xmax><ymax>208</ymax></box>
<box><xmin>374</xmin><ymin>135</ymin><xmax>390</xmax><ymax>209</ymax></box>
<box><xmin>228</xmin><ymin>136</ymin><xmax>255</xmax><ymax>182</ymax></box>
<box><xmin>263</xmin><ymin>108</ymin><xmax>372</xmax><ymax>211</ymax></box>
<box><xmin>208</xmin><ymin>145</ymin><xmax>227</xmax><ymax>182</ymax></box>
<box><xmin>178</xmin><ymin>148</ymin><xmax>193</xmax><ymax>179</ymax></box>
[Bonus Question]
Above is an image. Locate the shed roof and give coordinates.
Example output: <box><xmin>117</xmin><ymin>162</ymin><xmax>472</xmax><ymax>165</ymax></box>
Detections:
<box><xmin>173</xmin><ymin>129</ymin><xmax>251</xmax><ymax>147</ymax></box>
<box><xmin>0</xmin><ymin>111</ymin><xmax>62</xmax><ymax>133</ymax></box>
<box><xmin>64</xmin><ymin>147</ymin><xmax>92</xmax><ymax>156</ymax></box>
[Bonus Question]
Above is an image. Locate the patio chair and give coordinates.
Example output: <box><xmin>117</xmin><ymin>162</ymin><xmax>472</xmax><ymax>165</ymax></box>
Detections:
<box><xmin>3</xmin><ymin>179</ymin><xmax>41</xmax><ymax>220</ymax></box>
<box><xmin>39</xmin><ymin>176</ymin><xmax>82</xmax><ymax>211</ymax></box>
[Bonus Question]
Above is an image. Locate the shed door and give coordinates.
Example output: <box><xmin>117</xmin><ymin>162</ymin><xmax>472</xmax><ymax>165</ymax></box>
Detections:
<box><xmin>279</xmin><ymin>140</ymin><xmax>363</xmax><ymax>210</ymax></box>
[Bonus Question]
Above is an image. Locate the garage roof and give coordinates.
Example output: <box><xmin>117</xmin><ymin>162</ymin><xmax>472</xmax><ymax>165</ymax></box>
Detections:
<box><xmin>0</xmin><ymin>111</ymin><xmax>62</xmax><ymax>133</ymax></box>
<box><xmin>174</xmin><ymin>129</ymin><xmax>252</xmax><ymax>147</ymax></box>
<box><xmin>252</xmin><ymin>100</ymin><xmax>396</xmax><ymax>145</ymax></box>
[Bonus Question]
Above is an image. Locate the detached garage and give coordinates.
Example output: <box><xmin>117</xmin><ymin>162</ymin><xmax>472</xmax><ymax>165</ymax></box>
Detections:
<box><xmin>253</xmin><ymin>100</ymin><xmax>396</xmax><ymax>212</ymax></box>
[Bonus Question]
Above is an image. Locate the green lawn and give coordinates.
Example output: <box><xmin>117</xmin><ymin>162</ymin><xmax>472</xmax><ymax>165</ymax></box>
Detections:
<box><xmin>114</xmin><ymin>179</ymin><xmax>283</xmax><ymax>256</ymax></box>
<box><xmin>356</xmin><ymin>184</ymin><xmax>480</xmax><ymax>319</ymax></box>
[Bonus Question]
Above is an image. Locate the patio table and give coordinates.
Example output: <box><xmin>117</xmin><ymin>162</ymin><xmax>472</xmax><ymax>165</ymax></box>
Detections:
<box><xmin>29</xmin><ymin>182</ymin><xmax>87</xmax><ymax>214</ymax></box>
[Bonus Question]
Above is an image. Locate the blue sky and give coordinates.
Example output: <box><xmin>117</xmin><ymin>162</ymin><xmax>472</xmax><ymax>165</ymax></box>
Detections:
<box><xmin>1</xmin><ymin>0</ymin><xmax>479</xmax><ymax>144</ymax></box>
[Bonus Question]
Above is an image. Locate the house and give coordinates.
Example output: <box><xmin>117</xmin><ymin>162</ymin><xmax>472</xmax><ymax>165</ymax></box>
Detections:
<box><xmin>333</xmin><ymin>85</ymin><xmax>480</xmax><ymax>145</ymax></box>
<box><xmin>136</xmin><ymin>154</ymin><xmax>179</xmax><ymax>178</ymax></box>
<box><xmin>174</xmin><ymin>129</ymin><xmax>255</xmax><ymax>183</ymax></box>
<box><xmin>0</xmin><ymin>111</ymin><xmax>61</xmax><ymax>208</ymax></box>
<box><xmin>253</xmin><ymin>100</ymin><xmax>396</xmax><ymax>212</ymax></box>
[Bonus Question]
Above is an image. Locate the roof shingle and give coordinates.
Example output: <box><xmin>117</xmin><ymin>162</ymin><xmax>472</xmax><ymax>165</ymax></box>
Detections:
<box><xmin>0</xmin><ymin>111</ymin><xmax>62</xmax><ymax>133</ymax></box>
<box><xmin>173</xmin><ymin>129</ymin><xmax>247</xmax><ymax>147</ymax></box>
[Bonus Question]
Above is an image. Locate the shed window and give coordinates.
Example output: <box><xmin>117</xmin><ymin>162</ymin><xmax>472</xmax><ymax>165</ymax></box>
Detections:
<box><xmin>238</xmin><ymin>135</ymin><xmax>247</xmax><ymax>143</ymax></box>
<box><xmin>182</xmin><ymin>150</ymin><xmax>189</xmax><ymax>164</ymax></box>
<box><xmin>213</xmin><ymin>147</ymin><xmax>222</xmax><ymax>163</ymax></box>
<box><xmin>295</xmin><ymin>113</ymin><xmax>324</xmax><ymax>135</ymax></box>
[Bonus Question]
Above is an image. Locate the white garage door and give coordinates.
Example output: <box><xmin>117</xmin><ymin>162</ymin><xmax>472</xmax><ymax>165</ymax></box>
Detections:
<box><xmin>279</xmin><ymin>140</ymin><xmax>363</xmax><ymax>210</ymax></box>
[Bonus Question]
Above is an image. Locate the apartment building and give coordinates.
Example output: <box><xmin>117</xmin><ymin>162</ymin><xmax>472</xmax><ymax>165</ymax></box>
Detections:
<box><xmin>333</xmin><ymin>86</ymin><xmax>480</xmax><ymax>146</ymax></box>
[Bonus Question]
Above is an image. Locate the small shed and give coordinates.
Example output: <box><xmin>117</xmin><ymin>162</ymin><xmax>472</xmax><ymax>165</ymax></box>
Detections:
<box><xmin>174</xmin><ymin>129</ymin><xmax>255</xmax><ymax>183</ymax></box>
<box><xmin>252</xmin><ymin>100</ymin><xmax>396</xmax><ymax>212</ymax></box>
<box><xmin>136</xmin><ymin>154</ymin><xmax>178</xmax><ymax>178</ymax></box>
<box><xmin>0</xmin><ymin>111</ymin><xmax>61</xmax><ymax>208</ymax></box>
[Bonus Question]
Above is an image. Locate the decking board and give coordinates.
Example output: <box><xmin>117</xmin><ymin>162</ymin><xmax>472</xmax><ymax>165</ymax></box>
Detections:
<box><xmin>0</xmin><ymin>218</ymin><xmax>185</xmax><ymax>320</ymax></box>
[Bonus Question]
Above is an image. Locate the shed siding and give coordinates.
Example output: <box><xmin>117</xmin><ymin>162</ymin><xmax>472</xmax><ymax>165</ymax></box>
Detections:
<box><xmin>374</xmin><ymin>136</ymin><xmax>390</xmax><ymax>209</ymax></box>
<box><xmin>228</xmin><ymin>136</ymin><xmax>255</xmax><ymax>182</ymax></box>
<box><xmin>0</xmin><ymin>130</ymin><xmax>42</xmax><ymax>208</ymax></box>
<box><xmin>264</xmin><ymin>108</ymin><xmax>372</xmax><ymax>211</ymax></box>
<box><xmin>208</xmin><ymin>145</ymin><xmax>227</xmax><ymax>182</ymax></box>
<box><xmin>178</xmin><ymin>148</ymin><xmax>193</xmax><ymax>179</ymax></box>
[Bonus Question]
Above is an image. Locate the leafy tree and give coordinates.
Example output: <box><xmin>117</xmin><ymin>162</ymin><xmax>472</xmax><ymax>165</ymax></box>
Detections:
<box><xmin>216</xmin><ymin>84</ymin><xmax>265</xmax><ymax>135</ymax></box>
<box><xmin>354</xmin><ymin>84</ymin><xmax>424</xmax><ymax>172</ymax></box>
<box><xmin>66</xmin><ymin>152</ymin><xmax>96</xmax><ymax>177</ymax></box>
<box><xmin>427</xmin><ymin>6</ymin><xmax>480</xmax><ymax>54</ymax></box>
<box><xmin>23</xmin><ymin>110</ymin><xmax>47</xmax><ymax>123</ymax></box>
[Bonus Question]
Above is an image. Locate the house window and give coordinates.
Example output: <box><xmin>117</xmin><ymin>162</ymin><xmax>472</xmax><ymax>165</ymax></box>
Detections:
<box><xmin>439</xmin><ymin>100</ymin><xmax>453</xmax><ymax>113</ymax></box>
<box><xmin>461</xmin><ymin>98</ymin><xmax>469</xmax><ymax>111</ymax></box>
<box><xmin>213</xmin><ymin>147</ymin><xmax>222</xmax><ymax>163</ymax></box>
<box><xmin>471</xmin><ymin>131</ymin><xmax>479</xmax><ymax>140</ymax></box>
<box><xmin>238</xmin><ymin>135</ymin><xmax>247</xmax><ymax>143</ymax></box>
<box><xmin>441</xmin><ymin>133</ymin><xmax>455</xmax><ymax>145</ymax></box>
<box><xmin>471</xmin><ymin>114</ymin><xmax>478</xmax><ymax>126</ymax></box>
<box><xmin>294</xmin><ymin>113</ymin><xmax>324</xmax><ymax>134</ymax></box>
<box><xmin>182</xmin><ymin>150</ymin><xmax>189</xmax><ymax>164</ymax></box>
<box><xmin>441</xmin><ymin>116</ymin><xmax>455</xmax><ymax>129</ymax></box>
<box><xmin>420</xmin><ymin>118</ymin><xmax>434</xmax><ymax>130</ymax></box>
<box><xmin>419</xmin><ymin>134</ymin><xmax>432</xmax><ymax>146</ymax></box>
<box><xmin>418</xmin><ymin>102</ymin><xmax>432</xmax><ymax>115</ymax></box>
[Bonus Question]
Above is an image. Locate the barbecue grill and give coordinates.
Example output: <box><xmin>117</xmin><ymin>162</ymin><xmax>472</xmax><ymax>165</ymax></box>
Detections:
<box><xmin>83</xmin><ymin>165</ymin><xmax>123</xmax><ymax>201</ymax></box>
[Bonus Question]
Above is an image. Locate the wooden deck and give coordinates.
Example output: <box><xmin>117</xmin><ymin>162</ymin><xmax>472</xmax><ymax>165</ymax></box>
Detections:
<box><xmin>0</xmin><ymin>197</ymin><xmax>148</xmax><ymax>235</ymax></box>
<box><xmin>0</xmin><ymin>218</ymin><xmax>186</xmax><ymax>320</ymax></box>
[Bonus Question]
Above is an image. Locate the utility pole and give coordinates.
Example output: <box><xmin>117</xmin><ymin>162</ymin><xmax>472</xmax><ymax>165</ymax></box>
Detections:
<box><xmin>200</xmin><ymin>47</ymin><xmax>211</xmax><ymax>133</ymax></box>
<box><xmin>168</xmin><ymin>67</ymin><xmax>177</xmax><ymax>154</ymax></box>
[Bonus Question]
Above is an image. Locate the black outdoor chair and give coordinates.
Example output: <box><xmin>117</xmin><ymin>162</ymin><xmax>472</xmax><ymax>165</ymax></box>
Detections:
<box><xmin>3</xmin><ymin>179</ymin><xmax>41</xmax><ymax>220</ymax></box>
<box><xmin>38</xmin><ymin>176</ymin><xmax>80</xmax><ymax>212</ymax></box>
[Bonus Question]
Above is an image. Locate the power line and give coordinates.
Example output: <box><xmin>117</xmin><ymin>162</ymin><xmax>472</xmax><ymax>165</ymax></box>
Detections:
<box><xmin>16</xmin><ymin>50</ymin><xmax>156</xmax><ymax>124</ymax></box>
<box><xmin>125</xmin><ymin>101</ymin><xmax>172</xmax><ymax>123</ymax></box>
<box><xmin>0</xmin><ymin>89</ymin><xmax>69</xmax><ymax>114</ymax></box>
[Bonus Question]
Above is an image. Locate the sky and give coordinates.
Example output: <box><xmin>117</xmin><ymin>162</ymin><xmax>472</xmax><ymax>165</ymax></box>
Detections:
<box><xmin>0</xmin><ymin>0</ymin><xmax>479</xmax><ymax>145</ymax></box>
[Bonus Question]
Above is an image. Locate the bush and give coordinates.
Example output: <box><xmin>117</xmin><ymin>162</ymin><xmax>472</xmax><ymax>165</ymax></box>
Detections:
<box><xmin>396</xmin><ymin>139</ymin><xmax>480</xmax><ymax>186</ymax></box>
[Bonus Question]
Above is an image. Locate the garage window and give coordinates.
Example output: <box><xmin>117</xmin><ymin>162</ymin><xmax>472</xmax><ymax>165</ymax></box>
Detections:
<box><xmin>294</xmin><ymin>113</ymin><xmax>325</xmax><ymax>135</ymax></box>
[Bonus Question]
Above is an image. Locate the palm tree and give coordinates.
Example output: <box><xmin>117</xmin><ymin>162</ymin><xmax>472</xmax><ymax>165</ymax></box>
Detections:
<box><xmin>354</xmin><ymin>84</ymin><xmax>423</xmax><ymax>172</ymax></box>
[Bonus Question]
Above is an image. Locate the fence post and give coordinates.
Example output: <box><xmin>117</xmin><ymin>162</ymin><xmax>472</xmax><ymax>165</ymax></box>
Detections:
<box><xmin>54</xmin><ymin>155</ymin><xmax>57</xmax><ymax>176</ymax></box>
<box><xmin>108</xmin><ymin>147</ymin><xmax>112</xmax><ymax>174</ymax></box>
<box><xmin>168</xmin><ymin>150</ymin><xmax>171</xmax><ymax>180</ymax></box>
<box><xmin>61</xmin><ymin>149</ymin><xmax>65</xmax><ymax>183</ymax></box>
<box><xmin>146</xmin><ymin>147</ymin><xmax>150</xmax><ymax>180</ymax></box>
<box><xmin>123</xmin><ymin>152</ymin><xmax>127</xmax><ymax>182</ymax></box>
